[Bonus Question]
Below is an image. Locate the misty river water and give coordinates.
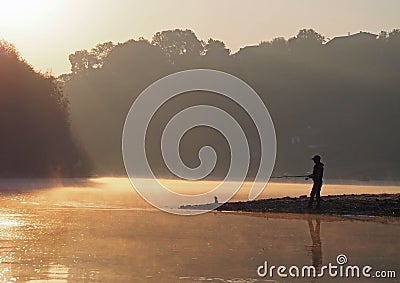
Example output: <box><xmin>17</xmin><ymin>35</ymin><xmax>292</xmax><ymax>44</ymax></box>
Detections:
<box><xmin>0</xmin><ymin>178</ymin><xmax>399</xmax><ymax>282</ymax></box>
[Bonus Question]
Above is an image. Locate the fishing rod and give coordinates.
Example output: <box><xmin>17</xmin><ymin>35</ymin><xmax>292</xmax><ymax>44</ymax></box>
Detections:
<box><xmin>270</xmin><ymin>175</ymin><xmax>309</xmax><ymax>179</ymax></box>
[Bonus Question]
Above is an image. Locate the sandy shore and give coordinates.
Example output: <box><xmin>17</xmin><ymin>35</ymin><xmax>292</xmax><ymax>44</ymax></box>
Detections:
<box><xmin>181</xmin><ymin>193</ymin><xmax>400</xmax><ymax>217</ymax></box>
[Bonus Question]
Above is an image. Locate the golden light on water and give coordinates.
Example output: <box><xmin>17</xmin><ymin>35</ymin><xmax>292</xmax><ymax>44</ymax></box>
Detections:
<box><xmin>0</xmin><ymin>178</ymin><xmax>398</xmax><ymax>281</ymax></box>
<box><xmin>0</xmin><ymin>216</ymin><xmax>22</xmax><ymax>228</ymax></box>
<box><xmin>0</xmin><ymin>214</ymin><xmax>24</xmax><ymax>282</ymax></box>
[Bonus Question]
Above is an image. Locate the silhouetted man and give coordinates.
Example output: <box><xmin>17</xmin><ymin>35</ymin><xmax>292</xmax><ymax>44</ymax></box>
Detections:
<box><xmin>307</xmin><ymin>155</ymin><xmax>324</xmax><ymax>208</ymax></box>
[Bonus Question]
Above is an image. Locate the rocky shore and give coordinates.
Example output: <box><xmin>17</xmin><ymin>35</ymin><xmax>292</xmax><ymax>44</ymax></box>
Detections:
<box><xmin>180</xmin><ymin>194</ymin><xmax>400</xmax><ymax>217</ymax></box>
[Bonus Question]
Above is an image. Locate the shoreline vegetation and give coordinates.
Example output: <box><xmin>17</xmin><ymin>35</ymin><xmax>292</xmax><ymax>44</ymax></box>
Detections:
<box><xmin>64</xmin><ymin>28</ymin><xmax>400</xmax><ymax>180</ymax></box>
<box><xmin>2</xmin><ymin>28</ymin><xmax>400</xmax><ymax>180</ymax></box>
<box><xmin>0</xmin><ymin>41</ymin><xmax>91</xmax><ymax>178</ymax></box>
<box><xmin>180</xmin><ymin>193</ymin><xmax>400</xmax><ymax>217</ymax></box>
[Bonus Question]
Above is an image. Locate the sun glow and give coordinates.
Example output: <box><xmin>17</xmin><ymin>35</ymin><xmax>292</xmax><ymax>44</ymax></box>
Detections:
<box><xmin>0</xmin><ymin>0</ymin><xmax>66</xmax><ymax>35</ymax></box>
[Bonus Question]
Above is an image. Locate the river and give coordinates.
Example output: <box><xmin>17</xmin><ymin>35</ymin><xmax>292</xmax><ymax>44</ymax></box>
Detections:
<box><xmin>0</xmin><ymin>178</ymin><xmax>398</xmax><ymax>282</ymax></box>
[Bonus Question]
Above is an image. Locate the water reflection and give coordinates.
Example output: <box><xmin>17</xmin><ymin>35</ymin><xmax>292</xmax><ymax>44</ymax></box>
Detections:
<box><xmin>41</xmin><ymin>264</ymin><xmax>69</xmax><ymax>282</ymax></box>
<box><xmin>0</xmin><ymin>209</ymin><xmax>69</xmax><ymax>282</ymax></box>
<box><xmin>307</xmin><ymin>217</ymin><xmax>322</xmax><ymax>271</ymax></box>
<box><xmin>0</xmin><ymin>179</ymin><xmax>399</xmax><ymax>282</ymax></box>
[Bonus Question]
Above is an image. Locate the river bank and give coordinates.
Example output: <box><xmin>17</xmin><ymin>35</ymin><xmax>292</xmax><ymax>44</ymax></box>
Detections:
<box><xmin>180</xmin><ymin>193</ymin><xmax>400</xmax><ymax>217</ymax></box>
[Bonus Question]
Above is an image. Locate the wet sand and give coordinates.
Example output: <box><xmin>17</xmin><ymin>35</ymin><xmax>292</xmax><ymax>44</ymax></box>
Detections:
<box><xmin>0</xmin><ymin>178</ymin><xmax>399</xmax><ymax>282</ymax></box>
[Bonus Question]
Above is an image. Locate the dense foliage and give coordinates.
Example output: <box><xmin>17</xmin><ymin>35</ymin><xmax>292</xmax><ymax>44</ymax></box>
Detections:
<box><xmin>64</xmin><ymin>29</ymin><xmax>400</xmax><ymax>180</ymax></box>
<box><xmin>0</xmin><ymin>41</ymin><xmax>91</xmax><ymax>177</ymax></box>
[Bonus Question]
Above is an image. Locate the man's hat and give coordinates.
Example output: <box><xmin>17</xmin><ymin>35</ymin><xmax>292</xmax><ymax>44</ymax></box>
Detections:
<box><xmin>312</xmin><ymin>155</ymin><xmax>321</xmax><ymax>161</ymax></box>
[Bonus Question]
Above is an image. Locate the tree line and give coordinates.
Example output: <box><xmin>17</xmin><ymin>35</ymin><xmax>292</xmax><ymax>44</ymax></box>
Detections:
<box><xmin>4</xmin><ymin>27</ymin><xmax>399</xmax><ymax>180</ymax></box>
<box><xmin>0</xmin><ymin>41</ymin><xmax>91</xmax><ymax>177</ymax></box>
<box><xmin>64</xmin><ymin>28</ymin><xmax>400</xmax><ymax>180</ymax></box>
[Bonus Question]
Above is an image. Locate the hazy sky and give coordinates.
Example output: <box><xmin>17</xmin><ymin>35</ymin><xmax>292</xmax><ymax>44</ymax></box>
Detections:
<box><xmin>0</xmin><ymin>0</ymin><xmax>399</xmax><ymax>75</ymax></box>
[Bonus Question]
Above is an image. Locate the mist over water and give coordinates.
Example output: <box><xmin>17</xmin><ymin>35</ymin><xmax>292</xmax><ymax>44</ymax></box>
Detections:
<box><xmin>0</xmin><ymin>178</ymin><xmax>398</xmax><ymax>282</ymax></box>
<box><xmin>119</xmin><ymin>177</ymin><xmax>400</xmax><ymax>208</ymax></box>
<box><xmin>2</xmin><ymin>177</ymin><xmax>398</xmax><ymax>208</ymax></box>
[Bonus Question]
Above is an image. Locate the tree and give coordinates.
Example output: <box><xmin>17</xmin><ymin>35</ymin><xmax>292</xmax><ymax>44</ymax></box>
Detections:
<box><xmin>378</xmin><ymin>30</ymin><xmax>388</xmax><ymax>39</ymax></box>
<box><xmin>68</xmin><ymin>50</ymin><xmax>97</xmax><ymax>74</ymax></box>
<box><xmin>0</xmin><ymin>40</ymin><xmax>21</xmax><ymax>59</ymax></box>
<box><xmin>151</xmin><ymin>29</ymin><xmax>204</xmax><ymax>62</ymax></box>
<box><xmin>68</xmin><ymin>42</ymin><xmax>115</xmax><ymax>73</ymax></box>
<box><xmin>288</xmin><ymin>29</ymin><xmax>325</xmax><ymax>52</ymax></box>
<box><xmin>259</xmin><ymin>37</ymin><xmax>289</xmax><ymax>56</ymax></box>
<box><xmin>91</xmin><ymin>41</ymin><xmax>114</xmax><ymax>68</ymax></box>
<box><xmin>294</xmin><ymin>29</ymin><xmax>325</xmax><ymax>43</ymax></box>
<box><xmin>0</xmin><ymin>41</ymin><xmax>91</xmax><ymax>177</ymax></box>
<box><xmin>388</xmin><ymin>28</ymin><xmax>400</xmax><ymax>41</ymax></box>
<box><xmin>205</xmin><ymin>38</ymin><xmax>230</xmax><ymax>57</ymax></box>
